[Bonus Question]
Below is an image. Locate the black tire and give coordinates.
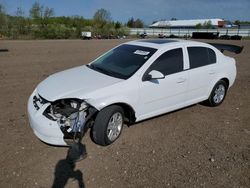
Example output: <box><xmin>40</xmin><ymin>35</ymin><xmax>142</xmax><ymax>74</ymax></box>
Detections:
<box><xmin>207</xmin><ymin>80</ymin><xmax>228</xmax><ymax>107</ymax></box>
<box><xmin>92</xmin><ymin>105</ymin><xmax>124</xmax><ymax>146</ymax></box>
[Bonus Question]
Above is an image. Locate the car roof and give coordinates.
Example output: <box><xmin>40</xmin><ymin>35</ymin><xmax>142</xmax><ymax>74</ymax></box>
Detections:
<box><xmin>125</xmin><ymin>39</ymin><xmax>208</xmax><ymax>50</ymax></box>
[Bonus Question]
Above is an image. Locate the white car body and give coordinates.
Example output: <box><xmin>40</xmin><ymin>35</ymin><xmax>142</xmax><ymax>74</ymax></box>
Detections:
<box><xmin>28</xmin><ymin>39</ymin><xmax>237</xmax><ymax>146</ymax></box>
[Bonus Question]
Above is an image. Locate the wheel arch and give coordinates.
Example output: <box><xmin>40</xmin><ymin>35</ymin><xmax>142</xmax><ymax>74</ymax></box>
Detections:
<box><xmin>220</xmin><ymin>77</ymin><xmax>230</xmax><ymax>88</ymax></box>
<box><xmin>207</xmin><ymin>76</ymin><xmax>230</xmax><ymax>100</ymax></box>
<box><xmin>102</xmin><ymin>102</ymin><xmax>136</xmax><ymax>125</ymax></box>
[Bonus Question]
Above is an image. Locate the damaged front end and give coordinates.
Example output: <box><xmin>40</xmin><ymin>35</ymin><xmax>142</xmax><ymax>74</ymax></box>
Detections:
<box><xmin>41</xmin><ymin>97</ymin><xmax>97</xmax><ymax>145</ymax></box>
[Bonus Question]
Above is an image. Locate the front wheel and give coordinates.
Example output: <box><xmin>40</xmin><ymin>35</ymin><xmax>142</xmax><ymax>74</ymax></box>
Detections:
<box><xmin>92</xmin><ymin>105</ymin><xmax>124</xmax><ymax>146</ymax></box>
<box><xmin>207</xmin><ymin>80</ymin><xmax>228</xmax><ymax>107</ymax></box>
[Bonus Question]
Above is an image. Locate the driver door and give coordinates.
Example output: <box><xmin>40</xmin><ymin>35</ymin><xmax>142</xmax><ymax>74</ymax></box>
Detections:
<box><xmin>138</xmin><ymin>48</ymin><xmax>188</xmax><ymax>119</ymax></box>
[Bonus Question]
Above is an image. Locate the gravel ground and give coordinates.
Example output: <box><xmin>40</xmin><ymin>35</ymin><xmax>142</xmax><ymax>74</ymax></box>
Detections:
<box><xmin>0</xmin><ymin>39</ymin><xmax>249</xmax><ymax>188</ymax></box>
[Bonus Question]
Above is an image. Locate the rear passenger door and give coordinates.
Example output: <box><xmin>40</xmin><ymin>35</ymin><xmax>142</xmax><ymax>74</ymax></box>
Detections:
<box><xmin>186</xmin><ymin>46</ymin><xmax>217</xmax><ymax>102</ymax></box>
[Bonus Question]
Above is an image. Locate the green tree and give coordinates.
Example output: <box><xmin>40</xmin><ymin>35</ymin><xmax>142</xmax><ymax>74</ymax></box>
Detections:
<box><xmin>234</xmin><ymin>20</ymin><xmax>240</xmax><ymax>25</ymax></box>
<box><xmin>134</xmin><ymin>18</ymin><xmax>144</xmax><ymax>28</ymax></box>
<box><xmin>195</xmin><ymin>23</ymin><xmax>202</xmax><ymax>29</ymax></box>
<box><xmin>127</xmin><ymin>17</ymin><xmax>134</xmax><ymax>28</ymax></box>
<box><xmin>29</xmin><ymin>1</ymin><xmax>54</xmax><ymax>38</ymax></box>
<box><xmin>203</xmin><ymin>20</ymin><xmax>212</xmax><ymax>29</ymax></box>
<box><xmin>127</xmin><ymin>17</ymin><xmax>144</xmax><ymax>28</ymax></box>
<box><xmin>195</xmin><ymin>21</ymin><xmax>212</xmax><ymax>29</ymax></box>
<box><xmin>0</xmin><ymin>4</ymin><xmax>7</xmax><ymax>36</ymax></box>
<box><xmin>15</xmin><ymin>7</ymin><xmax>27</xmax><ymax>36</ymax></box>
<box><xmin>41</xmin><ymin>7</ymin><xmax>54</xmax><ymax>38</ymax></box>
<box><xmin>114</xmin><ymin>21</ymin><xmax>121</xmax><ymax>29</ymax></box>
<box><xmin>93</xmin><ymin>8</ymin><xmax>111</xmax><ymax>28</ymax></box>
<box><xmin>29</xmin><ymin>2</ymin><xmax>43</xmax><ymax>21</ymax></box>
<box><xmin>0</xmin><ymin>2</ymin><xmax>129</xmax><ymax>39</ymax></box>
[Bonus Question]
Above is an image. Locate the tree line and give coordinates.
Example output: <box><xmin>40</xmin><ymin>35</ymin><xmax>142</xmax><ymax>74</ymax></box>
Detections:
<box><xmin>0</xmin><ymin>2</ymin><xmax>144</xmax><ymax>39</ymax></box>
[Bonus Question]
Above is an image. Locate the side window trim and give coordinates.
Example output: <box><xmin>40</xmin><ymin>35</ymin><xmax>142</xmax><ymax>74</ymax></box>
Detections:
<box><xmin>187</xmin><ymin>46</ymin><xmax>217</xmax><ymax>70</ymax></box>
<box><xmin>142</xmin><ymin>47</ymin><xmax>185</xmax><ymax>80</ymax></box>
<box><xmin>183</xmin><ymin>46</ymin><xmax>190</xmax><ymax>70</ymax></box>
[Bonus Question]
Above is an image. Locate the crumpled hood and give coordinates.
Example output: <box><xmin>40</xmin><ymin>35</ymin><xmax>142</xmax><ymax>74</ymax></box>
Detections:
<box><xmin>37</xmin><ymin>65</ymin><xmax>122</xmax><ymax>101</ymax></box>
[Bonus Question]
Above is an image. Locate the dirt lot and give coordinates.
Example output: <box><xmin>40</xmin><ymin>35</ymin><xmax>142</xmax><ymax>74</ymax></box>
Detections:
<box><xmin>0</xmin><ymin>39</ymin><xmax>249</xmax><ymax>188</ymax></box>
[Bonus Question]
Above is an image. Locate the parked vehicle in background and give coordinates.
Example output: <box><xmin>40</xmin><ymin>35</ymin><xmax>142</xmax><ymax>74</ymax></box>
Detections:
<box><xmin>192</xmin><ymin>32</ymin><xmax>219</xmax><ymax>39</ymax></box>
<box><xmin>158</xmin><ymin>33</ymin><xmax>166</xmax><ymax>38</ymax></box>
<box><xmin>81</xmin><ymin>32</ymin><xmax>92</xmax><ymax>40</ymax></box>
<box><xmin>139</xmin><ymin>31</ymin><xmax>147</xmax><ymax>38</ymax></box>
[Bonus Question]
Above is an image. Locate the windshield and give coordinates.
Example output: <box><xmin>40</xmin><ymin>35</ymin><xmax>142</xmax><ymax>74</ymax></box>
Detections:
<box><xmin>87</xmin><ymin>44</ymin><xmax>157</xmax><ymax>79</ymax></box>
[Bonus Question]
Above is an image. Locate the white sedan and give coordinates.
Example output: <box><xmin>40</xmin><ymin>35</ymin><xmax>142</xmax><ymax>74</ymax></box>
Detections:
<box><xmin>28</xmin><ymin>39</ymin><xmax>242</xmax><ymax>146</ymax></box>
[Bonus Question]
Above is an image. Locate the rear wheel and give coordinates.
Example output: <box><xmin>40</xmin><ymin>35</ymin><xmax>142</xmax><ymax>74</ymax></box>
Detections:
<box><xmin>92</xmin><ymin>105</ymin><xmax>124</xmax><ymax>146</ymax></box>
<box><xmin>207</xmin><ymin>80</ymin><xmax>228</xmax><ymax>107</ymax></box>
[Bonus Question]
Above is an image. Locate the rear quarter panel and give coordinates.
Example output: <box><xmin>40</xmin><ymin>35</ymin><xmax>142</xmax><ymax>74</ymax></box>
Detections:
<box><xmin>207</xmin><ymin>51</ymin><xmax>237</xmax><ymax>95</ymax></box>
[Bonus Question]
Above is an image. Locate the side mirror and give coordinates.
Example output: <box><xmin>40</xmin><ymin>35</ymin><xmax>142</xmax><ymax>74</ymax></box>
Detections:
<box><xmin>144</xmin><ymin>70</ymin><xmax>165</xmax><ymax>81</ymax></box>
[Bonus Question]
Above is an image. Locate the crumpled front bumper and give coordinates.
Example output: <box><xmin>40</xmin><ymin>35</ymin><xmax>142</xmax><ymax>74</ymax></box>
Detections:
<box><xmin>27</xmin><ymin>89</ymin><xmax>68</xmax><ymax>146</ymax></box>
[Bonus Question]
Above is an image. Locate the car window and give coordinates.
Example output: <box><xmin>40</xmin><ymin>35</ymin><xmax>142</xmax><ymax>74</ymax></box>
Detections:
<box><xmin>149</xmin><ymin>48</ymin><xmax>184</xmax><ymax>76</ymax></box>
<box><xmin>208</xmin><ymin>48</ymin><xmax>216</xmax><ymax>64</ymax></box>
<box><xmin>188</xmin><ymin>47</ymin><xmax>216</xmax><ymax>69</ymax></box>
<box><xmin>88</xmin><ymin>44</ymin><xmax>157</xmax><ymax>79</ymax></box>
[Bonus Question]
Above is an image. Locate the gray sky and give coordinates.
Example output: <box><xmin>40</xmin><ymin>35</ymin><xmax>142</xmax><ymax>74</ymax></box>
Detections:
<box><xmin>1</xmin><ymin>0</ymin><xmax>250</xmax><ymax>24</ymax></box>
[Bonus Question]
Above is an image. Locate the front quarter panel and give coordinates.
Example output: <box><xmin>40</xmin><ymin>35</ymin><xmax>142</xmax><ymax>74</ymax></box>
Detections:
<box><xmin>82</xmin><ymin>76</ymin><xmax>140</xmax><ymax>116</ymax></box>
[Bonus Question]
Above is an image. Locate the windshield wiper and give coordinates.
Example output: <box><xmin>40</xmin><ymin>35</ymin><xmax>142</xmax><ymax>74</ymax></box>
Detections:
<box><xmin>87</xmin><ymin>64</ymin><xmax>126</xmax><ymax>79</ymax></box>
<box><xmin>87</xmin><ymin>64</ymin><xmax>113</xmax><ymax>76</ymax></box>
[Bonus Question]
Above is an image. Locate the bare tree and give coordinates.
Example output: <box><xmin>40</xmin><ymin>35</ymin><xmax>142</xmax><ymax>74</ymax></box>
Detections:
<box><xmin>14</xmin><ymin>7</ymin><xmax>26</xmax><ymax>35</ymax></box>
<box><xmin>29</xmin><ymin>1</ymin><xmax>43</xmax><ymax>20</ymax></box>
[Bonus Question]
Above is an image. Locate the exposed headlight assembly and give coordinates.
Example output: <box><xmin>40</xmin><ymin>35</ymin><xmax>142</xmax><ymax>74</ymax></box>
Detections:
<box><xmin>46</xmin><ymin>99</ymin><xmax>88</xmax><ymax>133</ymax></box>
<box><xmin>43</xmin><ymin>98</ymin><xmax>97</xmax><ymax>147</ymax></box>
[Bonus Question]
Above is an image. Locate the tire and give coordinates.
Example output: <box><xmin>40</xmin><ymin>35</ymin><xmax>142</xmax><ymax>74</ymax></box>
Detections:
<box><xmin>207</xmin><ymin>80</ymin><xmax>228</xmax><ymax>107</ymax></box>
<box><xmin>92</xmin><ymin>105</ymin><xmax>124</xmax><ymax>146</ymax></box>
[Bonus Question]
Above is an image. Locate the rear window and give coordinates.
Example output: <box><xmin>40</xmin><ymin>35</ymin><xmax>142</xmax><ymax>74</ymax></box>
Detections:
<box><xmin>188</xmin><ymin>47</ymin><xmax>216</xmax><ymax>69</ymax></box>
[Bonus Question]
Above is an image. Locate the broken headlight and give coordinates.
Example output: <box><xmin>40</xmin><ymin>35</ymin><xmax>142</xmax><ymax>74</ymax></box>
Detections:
<box><xmin>45</xmin><ymin>99</ymin><xmax>88</xmax><ymax>133</ymax></box>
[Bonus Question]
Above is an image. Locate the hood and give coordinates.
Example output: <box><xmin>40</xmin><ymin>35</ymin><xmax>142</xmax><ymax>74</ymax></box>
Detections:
<box><xmin>37</xmin><ymin>65</ymin><xmax>122</xmax><ymax>101</ymax></box>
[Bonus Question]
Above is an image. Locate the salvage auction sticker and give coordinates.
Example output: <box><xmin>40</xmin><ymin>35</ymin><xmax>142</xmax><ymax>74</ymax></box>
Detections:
<box><xmin>134</xmin><ymin>50</ymin><xmax>150</xmax><ymax>55</ymax></box>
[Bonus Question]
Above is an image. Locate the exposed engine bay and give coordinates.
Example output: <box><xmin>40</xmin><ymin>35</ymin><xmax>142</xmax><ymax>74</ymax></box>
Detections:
<box><xmin>42</xmin><ymin>98</ymin><xmax>97</xmax><ymax>144</ymax></box>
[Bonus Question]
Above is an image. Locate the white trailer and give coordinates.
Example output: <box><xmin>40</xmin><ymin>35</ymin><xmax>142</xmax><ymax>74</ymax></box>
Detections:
<box><xmin>81</xmin><ymin>32</ymin><xmax>92</xmax><ymax>40</ymax></box>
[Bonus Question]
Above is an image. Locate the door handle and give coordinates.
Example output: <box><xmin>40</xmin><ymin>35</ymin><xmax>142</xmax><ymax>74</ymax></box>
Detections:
<box><xmin>209</xmin><ymin>70</ymin><xmax>216</xmax><ymax>75</ymax></box>
<box><xmin>176</xmin><ymin>78</ymin><xmax>186</xmax><ymax>83</ymax></box>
